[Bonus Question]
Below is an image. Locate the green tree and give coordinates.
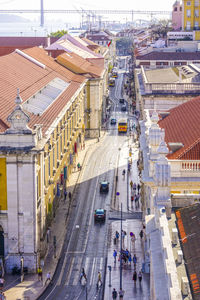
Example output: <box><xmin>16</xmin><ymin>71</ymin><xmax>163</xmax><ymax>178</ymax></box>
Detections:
<box><xmin>48</xmin><ymin>29</ymin><xmax>68</xmax><ymax>38</ymax></box>
<box><xmin>151</xmin><ymin>19</ymin><xmax>172</xmax><ymax>39</ymax></box>
<box><xmin>116</xmin><ymin>38</ymin><xmax>133</xmax><ymax>55</ymax></box>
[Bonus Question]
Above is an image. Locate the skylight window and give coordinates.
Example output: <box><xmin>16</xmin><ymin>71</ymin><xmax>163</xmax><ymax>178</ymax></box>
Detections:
<box><xmin>23</xmin><ymin>78</ymin><xmax>69</xmax><ymax>116</ymax></box>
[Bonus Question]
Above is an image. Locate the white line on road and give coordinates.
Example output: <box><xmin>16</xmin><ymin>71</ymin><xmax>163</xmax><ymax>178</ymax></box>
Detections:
<box><xmin>72</xmin><ymin>256</ymin><xmax>82</xmax><ymax>286</ymax></box>
<box><xmin>57</xmin><ymin>252</ymin><xmax>68</xmax><ymax>285</ymax></box>
<box><xmin>90</xmin><ymin>257</ymin><xmax>96</xmax><ymax>286</ymax></box>
<box><xmin>65</xmin><ymin>257</ymin><xmax>75</xmax><ymax>285</ymax></box>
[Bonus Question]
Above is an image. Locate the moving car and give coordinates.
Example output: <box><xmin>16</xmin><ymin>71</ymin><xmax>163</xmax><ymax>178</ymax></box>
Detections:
<box><xmin>110</xmin><ymin>118</ymin><xmax>117</xmax><ymax>125</ymax></box>
<box><xmin>119</xmin><ymin>98</ymin><xmax>125</xmax><ymax>104</ymax></box>
<box><xmin>100</xmin><ymin>181</ymin><xmax>109</xmax><ymax>193</ymax></box>
<box><xmin>94</xmin><ymin>209</ymin><xmax>106</xmax><ymax>222</ymax></box>
<box><xmin>121</xmin><ymin>104</ymin><xmax>126</xmax><ymax>111</ymax></box>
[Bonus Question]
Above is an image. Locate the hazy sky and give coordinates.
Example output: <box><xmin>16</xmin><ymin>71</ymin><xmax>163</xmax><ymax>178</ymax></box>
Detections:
<box><xmin>0</xmin><ymin>0</ymin><xmax>175</xmax><ymax>25</ymax></box>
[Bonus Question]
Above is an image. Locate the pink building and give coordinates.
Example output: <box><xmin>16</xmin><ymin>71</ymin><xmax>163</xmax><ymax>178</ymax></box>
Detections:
<box><xmin>172</xmin><ymin>0</ymin><xmax>182</xmax><ymax>30</ymax></box>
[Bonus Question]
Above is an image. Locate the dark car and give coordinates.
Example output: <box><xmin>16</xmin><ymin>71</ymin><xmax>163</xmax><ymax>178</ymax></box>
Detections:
<box><xmin>100</xmin><ymin>181</ymin><xmax>109</xmax><ymax>193</ymax></box>
<box><xmin>119</xmin><ymin>98</ymin><xmax>125</xmax><ymax>104</ymax></box>
<box><xmin>110</xmin><ymin>118</ymin><xmax>117</xmax><ymax>125</ymax></box>
<box><xmin>94</xmin><ymin>209</ymin><xmax>106</xmax><ymax>222</ymax></box>
<box><xmin>121</xmin><ymin>104</ymin><xmax>126</xmax><ymax>111</ymax></box>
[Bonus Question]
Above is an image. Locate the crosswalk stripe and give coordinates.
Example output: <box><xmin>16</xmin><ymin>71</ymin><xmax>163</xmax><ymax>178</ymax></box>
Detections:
<box><xmin>99</xmin><ymin>257</ymin><xmax>104</xmax><ymax>271</ymax></box>
<box><xmin>90</xmin><ymin>257</ymin><xmax>96</xmax><ymax>286</ymax></box>
<box><xmin>65</xmin><ymin>257</ymin><xmax>74</xmax><ymax>285</ymax></box>
<box><xmin>72</xmin><ymin>256</ymin><xmax>82</xmax><ymax>286</ymax></box>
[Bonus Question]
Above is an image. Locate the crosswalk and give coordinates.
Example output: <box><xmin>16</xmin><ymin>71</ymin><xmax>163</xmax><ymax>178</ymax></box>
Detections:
<box><xmin>58</xmin><ymin>255</ymin><xmax>104</xmax><ymax>287</ymax></box>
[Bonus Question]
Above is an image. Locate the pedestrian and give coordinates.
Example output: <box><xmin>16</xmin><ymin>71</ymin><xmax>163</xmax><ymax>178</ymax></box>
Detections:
<box><xmin>80</xmin><ymin>268</ymin><xmax>87</xmax><ymax>282</ymax></box>
<box><xmin>115</xmin><ymin>231</ymin><xmax>119</xmax><ymax>240</ymax></box>
<box><xmin>37</xmin><ymin>265</ymin><xmax>43</xmax><ymax>281</ymax></box>
<box><xmin>113</xmin><ymin>250</ymin><xmax>117</xmax><ymax>263</ymax></box>
<box><xmin>133</xmin><ymin>183</ymin><xmax>136</xmax><ymax>192</ymax></box>
<box><xmin>132</xmin><ymin>270</ymin><xmax>137</xmax><ymax>284</ymax></box>
<box><xmin>137</xmin><ymin>183</ymin><xmax>141</xmax><ymax>192</ymax></box>
<box><xmin>0</xmin><ymin>292</ymin><xmax>6</xmax><ymax>300</ymax></box>
<box><xmin>64</xmin><ymin>190</ymin><xmax>67</xmax><ymax>202</ymax></box>
<box><xmin>139</xmin><ymin>229</ymin><xmax>144</xmax><ymax>239</ymax></box>
<box><xmin>133</xmin><ymin>254</ymin><xmax>137</xmax><ymax>268</ymax></box>
<box><xmin>68</xmin><ymin>191</ymin><xmax>72</xmax><ymax>201</ymax></box>
<box><xmin>128</xmin><ymin>254</ymin><xmax>132</xmax><ymax>265</ymax></box>
<box><xmin>119</xmin><ymin>288</ymin><xmax>125</xmax><ymax>299</ymax></box>
<box><xmin>46</xmin><ymin>227</ymin><xmax>51</xmax><ymax>243</ymax></box>
<box><xmin>45</xmin><ymin>272</ymin><xmax>51</xmax><ymax>285</ymax></box>
<box><xmin>77</xmin><ymin>162</ymin><xmax>81</xmax><ymax>171</ymax></box>
<box><xmin>138</xmin><ymin>270</ymin><xmax>142</xmax><ymax>284</ymax></box>
<box><xmin>130</xmin><ymin>180</ymin><xmax>133</xmax><ymax>189</ymax></box>
<box><xmin>122</xmin><ymin>230</ymin><xmax>125</xmax><ymax>241</ymax></box>
<box><xmin>112</xmin><ymin>288</ymin><xmax>118</xmax><ymax>299</ymax></box>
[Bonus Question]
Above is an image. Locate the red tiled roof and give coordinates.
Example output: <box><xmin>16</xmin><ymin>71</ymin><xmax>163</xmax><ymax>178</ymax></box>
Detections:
<box><xmin>0</xmin><ymin>47</ymin><xmax>86</xmax><ymax>134</ymax></box>
<box><xmin>57</xmin><ymin>52</ymin><xmax>103</xmax><ymax>77</ymax></box>
<box><xmin>158</xmin><ymin>96</ymin><xmax>200</xmax><ymax>159</ymax></box>
<box><xmin>137</xmin><ymin>51</ymin><xmax>200</xmax><ymax>61</ymax></box>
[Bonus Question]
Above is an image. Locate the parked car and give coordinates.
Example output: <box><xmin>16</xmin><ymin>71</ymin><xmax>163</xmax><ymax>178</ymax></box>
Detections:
<box><xmin>94</xmin><ymin>209</ymin><xmax>106</xmax><ymax>222</ymax></box>
<box><xmin>121</xmin><ymin>104</ymin><xmax>126</xmax><ymax>111</ymax></box>
<box><xmin>110</xmin><ymin>118</ymin><xmax>117</xmax><ymax>125</ymax></box>
<box><xmin>119</xmin><ymin>98</ymin><xmax>125</xmax><ymax>104</ymax></box>
<box><xmin>100</xmin><ymin>181</ymin><xmax>109</xmax><ymax>193</ymax></box>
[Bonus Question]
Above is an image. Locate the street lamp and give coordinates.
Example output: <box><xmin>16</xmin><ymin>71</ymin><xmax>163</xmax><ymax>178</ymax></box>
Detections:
<box><xmin>120</xmin><ymin>202</ymin><xmax>123</xmax><ymax>290</ymax></box>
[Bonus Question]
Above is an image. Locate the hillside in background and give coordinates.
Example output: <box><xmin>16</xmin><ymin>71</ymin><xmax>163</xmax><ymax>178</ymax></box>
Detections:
<box><xmin>0</xmin><ymin>14</ymin><xmax>30</xmax><ymax>22</ymax></box>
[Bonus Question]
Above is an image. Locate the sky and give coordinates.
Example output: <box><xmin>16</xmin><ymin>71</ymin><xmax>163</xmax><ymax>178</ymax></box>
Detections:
<box><xmin>0</xmin><ymin>0</ymin><xmax>176</xmax><ymax>25</ymax></box>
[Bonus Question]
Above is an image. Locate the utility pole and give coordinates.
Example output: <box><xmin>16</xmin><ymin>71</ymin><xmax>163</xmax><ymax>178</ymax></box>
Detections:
<box><xmin>40</xmin><ymin>0</ymin><xmax>44</xmax><ymax>27</ymax></box>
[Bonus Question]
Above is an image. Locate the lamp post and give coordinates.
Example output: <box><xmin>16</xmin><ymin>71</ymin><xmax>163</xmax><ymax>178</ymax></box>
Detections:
<box><xmin>120</xmin><ymin>202</ymin><xmax>123</xmax><ymax>290</ymax></box>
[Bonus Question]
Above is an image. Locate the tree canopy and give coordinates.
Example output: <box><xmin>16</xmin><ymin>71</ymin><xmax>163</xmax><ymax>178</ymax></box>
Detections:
<box><xmin>48</xmin><ymin>30</ymin><xmax>68</xmax><ymax>38</ymax></box>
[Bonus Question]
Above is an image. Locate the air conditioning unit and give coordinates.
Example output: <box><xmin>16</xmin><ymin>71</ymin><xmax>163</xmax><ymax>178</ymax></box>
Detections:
<box><xmin>172</xmin><ymin>228</ymin><xmax>178</xmax><ymax>245</ymax></box>
<box><xmin>53</xmin><ymin>167</ymin><xmax>56</xmax><ymax>175</ymax></box>
<box><xmin>177</xmin><ymin>250</ymin><xmax>183</xmax><ymax>264</ymax></box>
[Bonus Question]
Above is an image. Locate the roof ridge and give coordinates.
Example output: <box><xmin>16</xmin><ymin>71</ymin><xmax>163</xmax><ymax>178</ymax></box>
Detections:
<box><xmin>178</xmin><ymin>137</ymin><xmax>200</xmax><ymax>159</ymax></box>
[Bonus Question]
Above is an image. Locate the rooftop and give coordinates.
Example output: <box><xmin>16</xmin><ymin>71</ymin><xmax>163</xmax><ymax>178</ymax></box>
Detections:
<box><xmin>137</xmin><ymin>51</ymin><xmax>200</xmax><ymax>61</ymax></box>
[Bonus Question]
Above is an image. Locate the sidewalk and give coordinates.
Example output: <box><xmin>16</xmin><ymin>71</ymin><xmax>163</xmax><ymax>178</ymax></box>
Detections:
<box><xmin>4</xmin><ymin>136</ymin><xmax>102</xmax><ymax>300</ymax></box>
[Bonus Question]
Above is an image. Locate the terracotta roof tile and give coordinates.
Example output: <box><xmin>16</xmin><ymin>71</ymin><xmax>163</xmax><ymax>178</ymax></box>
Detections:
<box><xmin>0</xmin><ymin>47</ymin><xmax>85</xmax><ymax>134</ymax></box>
<box><xmin>158</xmin><ymin>96</ymin><xmax>200</xmax><ymax>159</ymax></box>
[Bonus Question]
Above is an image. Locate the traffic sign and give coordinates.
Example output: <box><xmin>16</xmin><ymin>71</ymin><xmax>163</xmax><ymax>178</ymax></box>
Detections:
<box><xmin>130</xmin><ymin>232</ymin><xmax>134</xmax><ymax>237</ymax></box>
<box><xmin>116</xmin><ymin>192</ymin><xmax>120</xmax><ymax>196</ymax></box>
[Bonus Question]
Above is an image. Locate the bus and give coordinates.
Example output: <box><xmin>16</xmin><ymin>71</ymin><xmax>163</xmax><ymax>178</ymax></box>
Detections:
<box><xmin>118</xmin><ymin>118</ymin><xmax>128</xmax><ymax>133</ymax></box>
<box><xmin>109</xmin><ymin>78</ymin><xmax>115</xmax><ymax>87</ymax></box>
<box><xmin>112</xmin><ymin>67</ymin><xmax>118</xmax><ymax>78</ymax></box>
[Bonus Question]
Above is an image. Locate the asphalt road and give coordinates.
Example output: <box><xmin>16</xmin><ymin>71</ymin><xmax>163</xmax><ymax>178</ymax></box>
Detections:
<box><xmin>38</xmin><ymin>64</ymin><xmax>129</xmax><ymax>300</ymax></box>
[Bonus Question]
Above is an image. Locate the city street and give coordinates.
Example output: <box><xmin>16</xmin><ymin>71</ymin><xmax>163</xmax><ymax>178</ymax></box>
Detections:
<box><xmin>38</xmin><ymin>63</ymin><xmax>129</xmax><ymax>300</ymax></box>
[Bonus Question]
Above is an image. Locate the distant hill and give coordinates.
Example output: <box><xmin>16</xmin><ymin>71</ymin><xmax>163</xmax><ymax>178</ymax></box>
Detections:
<box><xmin>0</xmin><ymin>14</ymin><xmax>30</xmax><ymax>23</ymax></box>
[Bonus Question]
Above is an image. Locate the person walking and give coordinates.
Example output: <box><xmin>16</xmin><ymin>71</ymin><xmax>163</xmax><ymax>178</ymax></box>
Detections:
<box><xmin>132</xmin><ymin>270</ymin><xmax>137</xmax><ymax>285</ymax></box>
<box><xmin>112</xmin><ymin>288</ymin><xmax>118</xmax><ymax>299</ymax></box>
<box><xmin>119</xmin><ymin>288</ymin><xmax>125</xmax><ymax>299</ymax></box>
<box><xmin>128</xmin><ymin>254</ymin><xmax>132</xmax><ymax>265</ymax></box>
<box><xmin>130</xmin><ymin>180</ymin><xmax>133</xmax><ymax>189</ymax></box>
<box><xmin>80</xmin><ymin>268</ymin><xmax>87</xmax><ymax>283</ymax></box>
<box><xmin>64</xmin><ymin>190</ymin><xmax>67</xmax><ymax>202</ymax></box>
<box><xmin>45</xmin><ymin>272</ymin><xmax>51</xmax><ymax>285</ymax></box>
<box><xmin>97</xmin><ymin>271</ymin><xmax>102</xmax><ymax>287</ymax></box>
<box><xmin>133</xmin><ymin>254</ymin><xmax>137</xmax><ymax>269</ymax></box>
<box><xmin>138</xmin><ymin>270</ymin><xmax>142</xmax><ymax>284</ymax></box>
<box><xmin>37</xmin><ymin>265</ymin><xmax>43</xmax><ymax>281</ymax></box>
<box><xmin>139</xmin><ymin>229</ymin><xmax>144</xmax><ymax>240</ymax></box>
<box><xmin>115</xmin><ymin>231</ymin><xmax>119</xmax><ymax>241</ymax></box>
<box><xmin>113</xmin><ymin>250</ymin><xmax>117</xmax><ymax>263</ymax></box>
<box><xmin>137</xmin><ymin>183</ymin><xmax>141</xmax><ymax>193</ymax></box>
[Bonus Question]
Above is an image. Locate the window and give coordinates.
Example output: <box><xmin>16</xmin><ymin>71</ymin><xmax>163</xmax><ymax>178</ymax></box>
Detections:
<box><xmin>186</xmin><ymin>21</ymin><xmax>191</xmax><ymax>30</ymax></box>
<box><xmin>195</xmin><ymin>0</ymin><xmax>199</xmax><ymax>6</ymax></box>
<box><xmin>195</xmin><ymin>9</ymin><xmax>199</xmax><ymax>17</ymax></box>
<box><xmin>53</xmin><ymin>148</ymin><xmax>55</xmax><ymax>167</ymax></box>
<box><xmin>187</xmin><ymin>1</ymin><xmax>191</xmax><ymax>5</ymax></box>
<box><xmin>44</xmin><ymin>164</ymin><xmax>45</xmax><ymax>186</ymax></box>
<box><xmin>60</xmin><ymin>136</ymin><xmax>62</xmax><ymax>154</ymax></box>
<box><xmin>67</xmin><ymin>124</ymin><xmax>68</xmax><ymax>140</ymax></box>
<box><xmin>187</xmin><ymin>9</ymin><xmax>191</xmax><ymax>17</ymax></box>
<box><xmin>195</xmin><ymin>21</ymin><xmax>199</xmax><ymax>28</ymax></box>
<box><xmin>174</xmin><ymin>7</ymin><xmax>177</xmax><ymax>11</ymax></box>
<box><xmin>48</xmin><ymin>156</ymin><xmax>50</xmax><ymax>177</ymax></box>
<box><xmin>64</xmin><ymin>128</ymin><xmax>66</xmax><ymax>146</ymax></box>
<box><xmin>57</xmin><ymin>141</ymin><xmax>59</xmax><ymax>160</ymax></box>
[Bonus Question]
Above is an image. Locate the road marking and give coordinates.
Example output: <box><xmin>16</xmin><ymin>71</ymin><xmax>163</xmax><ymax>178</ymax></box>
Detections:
<box><xmin>72</xmin><ymin>256</ymin><xmax>82</xmax><ymax>286</ymax></box>
<box><xmin>65</xmin><ymin>257</ymin><xmax>75</xmax><ymax>285</ymax></box>
<box><xmin>99</xmin><ymin>257</ymin><xmax>104</xmax><ymax>271</ymax></box>
<box><xmin>90</xmin><ymin>257</ymin><xmax>96</xmax><ymax>286</ymax></box>
<box><xmin>57</xmin><ymin>252</ymin><xmax>68</xmax><ymax>285</ymax></box>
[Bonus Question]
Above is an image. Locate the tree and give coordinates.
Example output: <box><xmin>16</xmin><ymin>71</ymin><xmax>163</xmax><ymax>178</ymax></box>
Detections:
<box><xmin>151</xmin><ymin>19</ymin><xmax>172</xmax><ymax>39</ymax></box>
<box><xmin>116</xmin><ymin>38</ymin><xmax>133</xmax><ymax>55</ymax></box>
<box><xmin>48</xmin><ymin>30</ymin><xmax>68</xmax><ymax>38</ymax></box>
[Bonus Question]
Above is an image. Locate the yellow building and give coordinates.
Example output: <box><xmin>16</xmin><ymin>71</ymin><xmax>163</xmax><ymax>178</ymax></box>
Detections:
<box><xmin>0</xmin><ymin>47</ymin><xmax>86</xmax><ymax>273</ymax></box>
<box><xmin>183</xmin><ymin>0</ymin><xmax>200</xmax><ymax>35</ymax></box>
